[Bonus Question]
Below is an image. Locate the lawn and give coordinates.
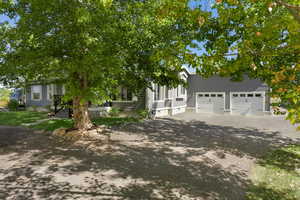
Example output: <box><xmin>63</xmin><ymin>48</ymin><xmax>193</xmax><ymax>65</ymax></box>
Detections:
<box><xmin>0</xmin><ymin>111</ymin><xmax>48</xmax><ymax>126</ymax></box>
<box><xmin>30</xmin><ymin>117</ymin><xmax>139</xmax><ymax>132</ymax></box>
<box><xmin>247</xmin><ymin>145</ymin><xmax>300</xmax><ymax>200</ymax></box>
<box><xmin>0</xmin><ymin>111</ymin><xmax>140</xmax><ymax>131</ymax></box>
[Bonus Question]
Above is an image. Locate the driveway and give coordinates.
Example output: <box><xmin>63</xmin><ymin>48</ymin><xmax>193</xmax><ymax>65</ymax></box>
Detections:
<box><xmin>0</xmin><ymin>114</ymin><xmax>299</xmax><ymax>200</ymax></box>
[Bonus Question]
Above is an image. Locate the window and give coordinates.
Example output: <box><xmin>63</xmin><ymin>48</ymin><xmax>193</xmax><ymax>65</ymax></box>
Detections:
<box><xmin>47</xmin><ymin>85</ymin><xmax>53</xmax><ymax>100</ymax></box>
<box><xmin>255</xmin><ymin>93</ymin><xmax>262</xmax><ymax>97</ymax></box>
<box><xmin>240</xmin><ymin>94</ymin><xmax>246</xmax><ymax>97</ymax></box>
<box><xmin>176</xmin><ymin>86</ymin><xmax>180</xmax><ymax>97</ymax></box>
<box><xmin>121</xmin><ymin>88</ymin><xmax>132</xmax><ymax>101</ymax></box>
<box><xmin>198</xmin><ymin>94</ymin><xmax>203</xmax><ymax>97</ymax></box>
<box><xmin>205</xmin><ymin>94</ymin><xmax>210</xmax><ymax>97</ymax></box>
<box><xmin>181</xmin><ymin>86</ymin><xmax>186</xmax><ymax>95</ymax></box>
<box><xmin>31</xmin><ymin>85</ymin><xmax>42</xmax><ymax>101</ymax></box>
<box><xmin>233</xmin><ymin>94</ymin><xmax>238</xmax><ymax>97</ymax></box>
<box><xmin>112</xmin><ymin>87</ymin><xmax>133</xmax><ymax>101</ymax></box>
<box><xmin>154</xmin><ymin>84</ymin><xmax>163</xmax><ymax>101</ymax></box>
<box><xmin>247</xmin><ymin>94</ymin><xmax>254</xmax><ymax>97</ymax></box>
<box><xmin>217</xmin><ymin>94</ymin><xmax>223</xmax><ymax>97</ymax></box>
<box><xmin>211</xmin><ymin>94</ymin><xmax>216</xmax><ymax>97</ymax></box>
<box><xmin>165</xmin><ymin>86</ymin><xmax>169</xmax><ymax>99</ymax></box>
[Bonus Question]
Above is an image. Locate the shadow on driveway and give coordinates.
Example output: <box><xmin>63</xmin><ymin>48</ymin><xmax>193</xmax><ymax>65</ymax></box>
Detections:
<box><xmin>0</xmin><ymin>118</ymin><xmax>298</xmax><ymax>200</ymax></box>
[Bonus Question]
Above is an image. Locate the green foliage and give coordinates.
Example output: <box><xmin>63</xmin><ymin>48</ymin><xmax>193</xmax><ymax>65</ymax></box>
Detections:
<box><xmin>137</xmin><ymin>109</ymin><xmax>150</xmax><ymax>119</ymax></box>
<box><xmin>30</xmin><ymin>119</ymin><xmax>74</xmax><ymax>132</ymax></box>
<box><xmin>0</xmin><ymin>111</ymin><xmax>47</xmax><ymax>126</ymax></box>
<box><xmin>0</xmin><ymin>0</ymin><xmax>203</xmax><ymax>128</ymax></box>
<box><xmin>193</xmin><ymin>0</ymin><xmax>300</xmax><ymax>129</ymax></box>
<box><xmin>109</xmin><ymin>107</ymin><xmax>120</xmax><ymax>117</ymax></box>
<box><xmin>0</xmin><ymin>0</ymin><xmax>201</xmax><ymax>103</ymax></box>
<box><xmin>0</xmin><ymin>88</ymin><xmax>11</xmax><ymax>102</ymax></box>
<box><xmin>247</xmin><ymin>145</ymin><xmax>300</xmax><ymax>200</ymax></box>
<box><xmin>7</xmin><ymin>99</ymin><xmax>19</xmax><ymax>111</ymax></box>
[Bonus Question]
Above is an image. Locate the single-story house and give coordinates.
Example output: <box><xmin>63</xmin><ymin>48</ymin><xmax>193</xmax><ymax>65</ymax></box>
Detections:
<box><xmin>21</xmin><ymin>70</ymin><xmax>189</xmax><ymax>118</ymax></box>
<box><xmin>20</xmin><ymin>70</ymin><xmax>270</xmax><ymax>117</ymax></box>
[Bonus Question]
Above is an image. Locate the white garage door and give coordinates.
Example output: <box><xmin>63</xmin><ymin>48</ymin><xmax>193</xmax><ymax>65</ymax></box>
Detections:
<box><xmin>196</xmin><ymin>93</ymin><xmax>225</xmax><ymax>114</ymax></box>
<box><xmin>231</xmin><ymin>92</ymin><xmax>265</xmax><ymax>115</ymax></box>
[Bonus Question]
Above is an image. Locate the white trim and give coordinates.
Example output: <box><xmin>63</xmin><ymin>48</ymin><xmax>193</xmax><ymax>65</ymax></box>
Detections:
<box><xmin>195</xmin><ymin>92</ymin><xmax>226</xmax><ymax>113</ymax></box>
<box><xmin>152</xmin><ymin>105</ymin><xmax>187</xmax><ymax>111</ymax></box>
<box><xmin>47</xmin><ymin>84</ymin><xmax>54</xmax><ymax>101</ymax></box>
<box><xmin>229</xmin><ymin>91</ymin><xmax>266</xmax><ymax>114</ymax></box>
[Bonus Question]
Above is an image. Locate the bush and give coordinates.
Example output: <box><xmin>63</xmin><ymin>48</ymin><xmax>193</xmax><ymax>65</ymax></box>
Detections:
<box><xmin>7</xmin><ymin>99</ymin><xmax>19</xmax><ymax>111</ymax></box>
<box><xmin>109</xmin><ymin>107</ymin><xmax>120</xmax><ymax>117</ymax></box>
<box><xmin>137</xmin><ymin>109</ymin><xmax>150</xmax><ymax>119</ymax></box>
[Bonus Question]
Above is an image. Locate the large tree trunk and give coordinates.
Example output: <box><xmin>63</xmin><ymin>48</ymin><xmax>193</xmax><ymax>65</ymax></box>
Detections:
<box><xmin>73</xmin><ymin>96</ymin><xmax>93</xmax><ymax>131</ymax></box>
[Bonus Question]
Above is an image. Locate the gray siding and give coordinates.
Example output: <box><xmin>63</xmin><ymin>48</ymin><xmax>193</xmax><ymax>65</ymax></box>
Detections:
<box><xmin>187</xmin><ymin>75</ymin><xmax>270</xmax><ymax>111</ymax></box>
<box><xmin>26</xmin><ymin>85</ymin><xmax>52</xmax><ymax>107</ymax></box>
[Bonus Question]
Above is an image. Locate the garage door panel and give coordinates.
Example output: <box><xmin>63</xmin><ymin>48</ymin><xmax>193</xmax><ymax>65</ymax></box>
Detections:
<box><xmin>231</xmin><ymin>93</ymin><xmax>264</xmax><ymax>115</ymax></box>
<box><xmin>196</xmin><ymin>93</ymin><xmax>225</xmax><ymax>114</ymax></box>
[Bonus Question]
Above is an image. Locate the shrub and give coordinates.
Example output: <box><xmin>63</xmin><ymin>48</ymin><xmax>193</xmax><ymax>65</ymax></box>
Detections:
<box><xmin>137</xmin><ymin>109</ymin><xmax>150</xmax><ymax>119</ymax></box>
<box><xmin>7</xmin><ymin>99</ymin><xmax>19</xmax><ymax>111</ymax></box>
<box><xmin>109</xmin><ymin>107</ymin><xmax>120</xmax><ymax>117</ymax></box>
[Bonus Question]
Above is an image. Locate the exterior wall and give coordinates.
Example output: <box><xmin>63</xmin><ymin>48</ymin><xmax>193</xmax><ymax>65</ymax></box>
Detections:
<box><xmin>187</xmin><ymin>75</ymin><xmax>270</xmax><ymax>112</ymax></box>
<box><xmin>26</xmin><ymin>84</ymin><xmax>65</xmax><ymax>107</ymax></box>
<box><xmin>146</xmin><ymin>71</ymin><xmax>188</xmax><ymax>117</ymax></box>
<box><xmin>26</xmin><ymin>85</ymin><xmax>52</xmax><ymax>107</ymax></box>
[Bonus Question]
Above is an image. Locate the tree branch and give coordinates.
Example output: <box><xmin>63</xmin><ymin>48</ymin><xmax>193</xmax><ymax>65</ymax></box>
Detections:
<box><xmin>276</xmin><ymin>1</ymin><xmax>300</xmax><ymax>24</ymax></box>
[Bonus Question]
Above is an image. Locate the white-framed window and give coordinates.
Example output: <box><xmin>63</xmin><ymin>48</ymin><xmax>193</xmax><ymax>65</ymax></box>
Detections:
<box><xmin>165</xmin><ymin>86</ymin><xmax>169</xmax><ymax>99</ymax></box>
<box><xmin>31</xmin><ymin>85</ymin><xmax>42</xmax><ymax>101</ymax></box>
<box><xmin>62</xmin><ymin>85</ymin><xmax>66</xmax><ymax>95</ymax></box>
<box><xmin>47</xmin><ymin>85</ymin><xmax>54</xmax><ymax>101</ymax></box>
<box><xmin>181</xmin><ymin>86</ymin><xmax>186</xmax><ymax>95</ymax></box>
<box><xmin>112</xmin><ymin>87</ymin><xmax>133</xmax><ymax>101</ymax></box>
<box><xmin>176</xmin><ymin>85</ymin><xmax>185</xmax><ymax>97</ymax></box>
<box><xmin>154</xmin><ymin>84</ymin><xmax>164</xmax><ymax>101</ymax></box>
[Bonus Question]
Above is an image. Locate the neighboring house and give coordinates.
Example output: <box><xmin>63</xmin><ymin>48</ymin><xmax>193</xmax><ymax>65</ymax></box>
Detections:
<box><xmin>23</xmin><ymin>71</ymin><xmax>271</xmax><ymax>117</ymax></box>
<box><xmin>10</xmin><ymin>88</ymin><xmax>25</xmax><ymax>104</ymax></box>
<box><xmin>187</xmin><ymin>75</ymin><xmax>270</xmax><ymax>115</ymax></box>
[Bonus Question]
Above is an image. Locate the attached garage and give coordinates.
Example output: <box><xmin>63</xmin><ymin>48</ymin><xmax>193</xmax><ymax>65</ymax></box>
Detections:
<box><xmin>196</xmin><ymin>92</ymin><xmax>225</xmax><ymax>114</ymax></box>
<box><xmin>230</xmin><ymin>92</ymin><xmax>265</xmax><ymax>115</ymax></box>
<box><xmin>187</xmin><ymin>75</ymin><xmax>271</xmax><ymax>116</ymax></box>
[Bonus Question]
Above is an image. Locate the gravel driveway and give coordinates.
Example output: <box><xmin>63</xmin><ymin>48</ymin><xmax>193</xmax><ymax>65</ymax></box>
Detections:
<box><xmin>0</xmin><ymin>114</ymin><xmax>299</xmax><ymax>200</ymax></box>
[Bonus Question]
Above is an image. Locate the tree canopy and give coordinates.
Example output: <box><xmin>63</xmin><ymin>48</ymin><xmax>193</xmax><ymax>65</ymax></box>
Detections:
<box><xmin>194</xmin><ymin>0</ymin><xmax>300</xmax><ymax>129</ymax></box>
<box><xmin>0</xmin><ymin>0</ymin><xmax>204</xmax><ymax>130</ymax></box>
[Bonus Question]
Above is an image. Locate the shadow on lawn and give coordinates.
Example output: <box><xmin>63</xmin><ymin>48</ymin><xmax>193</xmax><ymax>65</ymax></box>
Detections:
<box><xmin>0</xmin><ymin>118</ymin><xmax>298</xmax><ymax>200</ymax></box>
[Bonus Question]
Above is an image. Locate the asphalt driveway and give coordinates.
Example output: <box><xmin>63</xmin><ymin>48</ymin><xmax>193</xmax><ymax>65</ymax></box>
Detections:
<box><xmin>0</xmin><ymin>113</ymin><xmax>299</xmax><ymax>200</ymax></box>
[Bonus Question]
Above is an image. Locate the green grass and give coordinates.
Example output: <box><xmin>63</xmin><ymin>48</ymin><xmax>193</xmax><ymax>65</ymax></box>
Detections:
<box><xmin>247</xmin><ymin>145</ymin><xmax>300</xmax><ymax>200</ymax></box>
<box><xmin>30</xmin><ymin>118</ymin><xmax>74</xmax><ymax>132</ymax></box>
<box><xmin>93</xmin><ymin>117</ymin><xmax>139</xmax><ymax>127</ymax></box>
<box><xmin>29</xmin><ymin>117</ymin><xmax>139</xmax><ymax>132</ymax></box>
<box><xmin>0</xmin><ymin>111</ymin><xmax>140</xmax><ymax>132</ymax></box>
<box><xmin>0</xmin><ymin>111</ymin><xmax>48</xmax><ymax>126</ymax></box>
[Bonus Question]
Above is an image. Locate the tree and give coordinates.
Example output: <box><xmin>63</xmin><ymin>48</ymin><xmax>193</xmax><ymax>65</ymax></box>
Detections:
<box><xmin>0</xmin><ymin>0</ymin><xmax>203</xmax><ymax>131</ymax></box>
<box><xmin>0</xmin><ymin>88</ymin><xmax>11</xmax><ymax>102</ymax></box>
<box><xmin>193</xmin><ymin>0</ymin><xmax>300</xmax><ymax>129</ymax></box>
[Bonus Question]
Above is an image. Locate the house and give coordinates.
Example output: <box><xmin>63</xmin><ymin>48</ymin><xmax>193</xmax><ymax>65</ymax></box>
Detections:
<box><xmin>22</xmin><ymin>70</ymin><xmax>189</xmax><ymax>117</ymax></box>
<box><xmin>22</xmin><ymin>71</ymin><xmax>271</xmax><ymax>117</ymax></box>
